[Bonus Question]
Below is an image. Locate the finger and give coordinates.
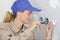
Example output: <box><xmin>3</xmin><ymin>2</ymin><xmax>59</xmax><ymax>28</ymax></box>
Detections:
<box><xmin>47</xmin><ymin>22</ymin><xmax>52</xmax><ymax>27</ymax></box>
<box><xmin>48</xmin><ymin>25</ymin><xmax>53</xmax><ymax>31</ymax></box>
<box><xmin>36</xmin><ymin>23</ymin><xmax>41</xmax><ymax>29</ymax></box>
<box><xmin>35</xmin><ymin>25</ymin><xmax>41</xmax><ymax>29</ymax></box>
<box><xmin>36</xmin><ymin>21</ymin><xmax>41</xmax><ymax>25</ymax></box>
<box><xmin>37</xmin><ymin>25</ymin><xmax>41</xmax><ymax>29</ymax></box>
<box><xmin>47</xmin><ymin>25</ymin><xmax>54</xmax><ymax>33</ymax></box>
<box><xmin>46</xmin><ymin>22</ymin><xmax>52</xmax><ymax>32</ymax></box>
<box><xmin>46</xmin><ymin>22</ymin><xmax>52</xmax><ymax>29</ymax></box>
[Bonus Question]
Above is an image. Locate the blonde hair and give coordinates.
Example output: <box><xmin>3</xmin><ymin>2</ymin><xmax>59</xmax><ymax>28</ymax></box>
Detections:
<box><xmin>3</xmin><ymin>11</ymin><xmax>16</xmax><ymax>23</ymax></box>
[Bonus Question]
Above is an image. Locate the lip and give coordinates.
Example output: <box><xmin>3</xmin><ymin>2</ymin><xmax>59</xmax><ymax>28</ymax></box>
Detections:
<box><xmin>27</xmin><ymin>18</ymin><xmax>31</xmax><ymax>21</ymax></box>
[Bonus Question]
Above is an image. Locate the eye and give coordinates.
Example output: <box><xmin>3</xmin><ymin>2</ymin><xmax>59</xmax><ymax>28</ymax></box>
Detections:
<box><xmin>28</xmin><ymin>11</ymin><xmax>32</xmax><ymax>15</ymax></box>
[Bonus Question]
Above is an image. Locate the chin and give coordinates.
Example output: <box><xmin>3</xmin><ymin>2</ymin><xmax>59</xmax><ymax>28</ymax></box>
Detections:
<box><xmin>24</xmin><ymin>21</ymin><xmax>30</xmax><ymax>24</ymax></box>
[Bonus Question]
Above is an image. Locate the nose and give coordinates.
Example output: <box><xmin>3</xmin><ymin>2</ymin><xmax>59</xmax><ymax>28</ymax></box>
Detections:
<box><xmin>30</xmin><ymin>14</ymin><xmax>32</xmax><ymax>19</ymax></box>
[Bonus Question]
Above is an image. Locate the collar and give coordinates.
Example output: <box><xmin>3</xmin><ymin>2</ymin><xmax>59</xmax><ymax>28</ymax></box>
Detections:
<box><xmin>9</xmin><ymin>21</ymin><xmax>20</xmax><ymax>33</ymax></box>
<box><xmin>9</xmin><ymin>21</ymin><xmax>27</xmax><ymax>33</ymax></box>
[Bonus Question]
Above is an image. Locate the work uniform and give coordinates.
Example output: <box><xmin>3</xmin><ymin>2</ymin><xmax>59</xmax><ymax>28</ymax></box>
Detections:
<box><xmin>0</xmin><ymin>21</ymin><xmax>35</xmax><ymax>40</ymax></box>
<box><xmin>0</xmin><ymin>0</ymin><xmax>41</xmax><ymax>40</ymax></box>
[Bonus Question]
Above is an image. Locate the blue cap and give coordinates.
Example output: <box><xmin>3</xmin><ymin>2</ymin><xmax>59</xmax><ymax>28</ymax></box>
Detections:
<box><xmin>11</xmin><ymin>0</ymin><xmax>41</xmax><ymax>14</ymax></box>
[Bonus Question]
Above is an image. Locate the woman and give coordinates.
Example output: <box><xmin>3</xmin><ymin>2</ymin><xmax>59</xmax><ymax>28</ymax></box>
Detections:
<box><xmin>0</xmin><ymin>0</ymin><xmax>53</xmax><ymax>40</ymax></box>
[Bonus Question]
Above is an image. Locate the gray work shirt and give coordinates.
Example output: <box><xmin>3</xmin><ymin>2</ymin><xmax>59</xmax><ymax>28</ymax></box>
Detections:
<box><xmin>0</xmin><ymin>21</ymin><xmax>35</xmax><ymax>40</ymax></box>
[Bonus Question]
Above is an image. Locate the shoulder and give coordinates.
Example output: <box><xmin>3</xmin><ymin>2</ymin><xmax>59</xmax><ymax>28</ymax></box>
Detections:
<box><xmin>0</xmin><ymin>22</ymin><xmax>10</xmax><ymax>30</ymax></box>
<box><xmin>0</xmin><ymin>22</ymin><xmax>12</xmax><ymax>35</ymax></box>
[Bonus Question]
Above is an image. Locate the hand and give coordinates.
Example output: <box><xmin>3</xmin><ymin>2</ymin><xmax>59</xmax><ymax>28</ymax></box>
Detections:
<box><xmin>29</xmin><ymin>20</ymin><xmax>41</xmax><ymax>31</ymax></box>
<box><xmin>46</xmin><ymin>22</ymin><xmax>54</xmax><ymax>40</ymax></box>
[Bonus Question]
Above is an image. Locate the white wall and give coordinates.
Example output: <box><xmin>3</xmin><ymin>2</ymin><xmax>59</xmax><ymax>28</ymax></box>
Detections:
<box><xmin>0</xmin><ymin>0</ymin><xmax>60</xmax><ymax>40</ymax></box>
<box><xmin>0</xmin><ymin>0</ymin><xmax>15</xmax><ymax>22</ymax></box>
<box><xmin>30</xmin><ymin>0</ymin><xmax>60</xmax><ymax>40</ymax></box>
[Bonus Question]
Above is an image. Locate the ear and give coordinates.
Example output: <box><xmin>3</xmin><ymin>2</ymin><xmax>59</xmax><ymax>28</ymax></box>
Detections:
<box><xmin>16</xmin><ymin>11</ymin><xmax>23</xmax><ymax>17</ymax></box>
<box><xmin>16</xmin><ymin>12</ymin><xmax>20</xmax><ymax>16</ymax></box>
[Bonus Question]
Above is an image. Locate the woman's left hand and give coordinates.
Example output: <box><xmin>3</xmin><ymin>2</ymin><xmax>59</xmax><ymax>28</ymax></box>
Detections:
<box><xmin>46</xmin><ymin>22</ymin><xmax>54</xmax><ymax>40</ymax></box>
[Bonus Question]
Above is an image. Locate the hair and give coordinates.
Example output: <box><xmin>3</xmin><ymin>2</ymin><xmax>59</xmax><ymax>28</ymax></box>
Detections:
<box><xmin>3</xmin><ymin>10</ymin><xmax>25</xmax><ymax>23</ymax></box>
<box><xmin>3</xmin><ymin>11</ymin><xmax>16</xmax><ymax>23</ymax></box>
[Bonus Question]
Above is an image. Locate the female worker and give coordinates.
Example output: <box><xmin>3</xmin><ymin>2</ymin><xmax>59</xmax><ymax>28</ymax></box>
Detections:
<box><xmin>0</xmin><ymin>0</ymin><xmax>53</xmax><ymax>40</ymax></box>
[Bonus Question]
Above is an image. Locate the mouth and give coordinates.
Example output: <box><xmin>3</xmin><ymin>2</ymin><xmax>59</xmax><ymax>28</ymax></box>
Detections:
<box><xmin>27</xmin><ymin>19</ymin><xmax>31</xmax><ymax>22</ymax></box>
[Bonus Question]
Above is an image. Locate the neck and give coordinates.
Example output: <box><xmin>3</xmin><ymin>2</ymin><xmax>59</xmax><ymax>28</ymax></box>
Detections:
<box><xmin>14</xmin><ymin>18</ymin><xmax>23</xmax><ymax>30</ymax></box>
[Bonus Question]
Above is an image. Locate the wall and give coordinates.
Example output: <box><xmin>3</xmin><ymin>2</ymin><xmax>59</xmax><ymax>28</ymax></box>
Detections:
<box><xmin>30</xmin><ymin>0</ymin><xmax>60</xmax><ymax>40</ymax></box>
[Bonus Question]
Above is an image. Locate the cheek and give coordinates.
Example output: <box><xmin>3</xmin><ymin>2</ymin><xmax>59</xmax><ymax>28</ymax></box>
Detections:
<box><xmin>20</xmin><ymin>15</ymin><xmax>30</xmax><ymax>23</ymax></box>
<box><xmin>23</xmin><ymin>15</ymin><xmax>30</xmax><ymax>21</ymax></box>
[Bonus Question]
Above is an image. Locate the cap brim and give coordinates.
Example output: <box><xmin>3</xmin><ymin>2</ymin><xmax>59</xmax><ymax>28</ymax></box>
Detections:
<box><xmin>26</xmin><ymin>6</ymin><xmax>41</xmax><ymax>12</ymax></box>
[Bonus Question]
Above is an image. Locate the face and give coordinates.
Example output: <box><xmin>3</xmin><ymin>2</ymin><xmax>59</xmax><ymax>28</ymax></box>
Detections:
<box><xmin>17</xmin><ymin>10</ymin><xmax>32</xmax><ymax>24</ymax></box>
